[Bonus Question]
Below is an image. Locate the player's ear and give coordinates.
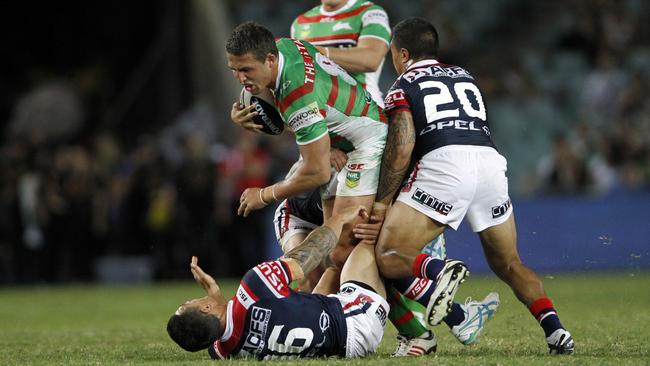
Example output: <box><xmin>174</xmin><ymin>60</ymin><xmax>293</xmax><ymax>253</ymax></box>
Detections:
<box><xmin>399</xmin><ymin>47</ymin><xmax>410</xmax><ymax>64</ymax></box>
<box><xmin>265</xmin><ymin>53</ymin><xmax>277</xmax><ymax>68</ymax></box>
<box><xmin>199</xmin><ymin>303</ymin><xmax>213</xmax><ymax>314</ymax></box>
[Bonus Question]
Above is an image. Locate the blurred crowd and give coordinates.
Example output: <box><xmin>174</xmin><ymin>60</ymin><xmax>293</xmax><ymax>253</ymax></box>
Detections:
<box><xmin>1</xmin><ymin>0</ymin><xmax>649</xmax><ymax>284</ymax></box>
<box><xmin>0</xmin><ymin>96</ymin><xmax>298</xmax><ymax>283</ymax></box>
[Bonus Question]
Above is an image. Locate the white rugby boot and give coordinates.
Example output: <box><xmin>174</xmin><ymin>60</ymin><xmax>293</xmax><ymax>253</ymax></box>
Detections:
<box><xmin>391</xmin><ymin>331</ymin><xmax>437</xmax><ymax>357</ymax></box>
<box><xmin>547</xmin><ymin>328</ymin><xmax>575</xmax><ymax>354</ymax></box>
<box><xmin>451</xmin><ymin>292</ymin><xmax>500</xmax><ymax>345</ymax></box>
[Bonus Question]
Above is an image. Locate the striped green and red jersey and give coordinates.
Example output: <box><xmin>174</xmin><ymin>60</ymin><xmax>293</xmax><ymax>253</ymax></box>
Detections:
<box><xmin>290</xmin><ymin>0</ymin><xmax>390</xmax><ymax>105</ymax></box>
<box><xmin>273</xmin><ymin>38</ymin><xmax>386</xmax><ymax>152</ymax></box>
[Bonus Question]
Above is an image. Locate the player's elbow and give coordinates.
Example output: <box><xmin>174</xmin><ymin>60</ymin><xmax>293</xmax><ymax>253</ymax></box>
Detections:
<box><xmin>315</xmin><ymin>168</ymin><xmax>331</xmax><ymax>185</ymax></box>
<box><xmin>357</xmin><ymin>57</ymin><xmax>383</xmax><ymax>72</ymax></box>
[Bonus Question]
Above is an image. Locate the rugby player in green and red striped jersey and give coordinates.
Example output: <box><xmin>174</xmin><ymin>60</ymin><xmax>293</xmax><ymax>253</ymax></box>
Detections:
<box><xmin>290</xmin><ymin>0</ymin><xmax>390</xmax><ymax>106</ymax></box>
<box><xmin>227</xmin><ymin>21</ymin><xmax>386</xmax><ymax>274</ymax></box>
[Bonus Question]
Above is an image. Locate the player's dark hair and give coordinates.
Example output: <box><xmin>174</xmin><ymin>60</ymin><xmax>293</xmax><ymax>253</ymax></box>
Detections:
<box><xmin>392</xmin><ymin>18</ymin><xmax>439</xmax><ymax>60</ymax></box>
<box><xmin>167</xmin><ymin>308</ymin><xmax>223</xmax><ymax>352</ymax></box>
<box><xmin>226</xmin><ymin>21</ymin><xmax>279</xmax><ymax>61</ymax></box>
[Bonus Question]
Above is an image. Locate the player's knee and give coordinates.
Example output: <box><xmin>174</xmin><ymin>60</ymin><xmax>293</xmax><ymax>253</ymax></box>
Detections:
<box><xmin>374</xmin><ymin>240</ymin><xmax>394</xmax><ymax>276</ymax></box>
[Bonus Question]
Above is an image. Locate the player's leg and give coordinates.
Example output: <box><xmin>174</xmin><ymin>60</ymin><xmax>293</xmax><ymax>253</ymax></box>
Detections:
<box><xmin>478</xmin><ymin>215</ymin><xmax>574</xmax><ymax>354</ymax></box>
<box><xmin>339</xmin><ymin>242</ymin><xmax>385</xmax><ymax>298</ymax></box>
<box><xmin>375</xmin><ymin>201</ymin><xmax>446</xmax><ymax>277</ymax></box>
<box><xmin>328</xmin><ymin>194</ymin><xmax>376</xmax><ymax>268</ymax></box>
<box><xmin>334</xmin><ymin>242</ymin><xmax>390</xmax><ymax>358</ymax></box>
<box><xmin>273</xmin><ymin>201</ymin><xmax>323</xmax><ymax>292</ymax></box>
<box><xmin>376</xmin><ymin>202</ymin><xmax>468</xmax><ymax>325</ymax></box>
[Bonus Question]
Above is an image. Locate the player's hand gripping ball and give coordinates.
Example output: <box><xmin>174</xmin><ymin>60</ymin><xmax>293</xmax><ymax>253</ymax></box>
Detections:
<box><xmin>239</xmin><ymin>88</ymin><xmax>285</xmax><ymax>135</ymax></box>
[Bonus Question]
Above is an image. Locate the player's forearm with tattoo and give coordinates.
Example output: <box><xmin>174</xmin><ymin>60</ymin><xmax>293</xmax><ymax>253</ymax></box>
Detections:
<box><xmin>375</xmin><ymin>111</ymin><xmax>416</xmax><ymax>205</ymax></box>
<box><xmin>285</xmin><ymin>225</ymin><xmax>338</xmax><ymax>275</ymax></box>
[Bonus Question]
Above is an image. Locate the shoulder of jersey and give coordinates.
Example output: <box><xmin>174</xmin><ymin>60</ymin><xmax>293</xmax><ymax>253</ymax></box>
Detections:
<box><xmin>239</xmin><ymin>88</ymin><xmax>285</xmax><ymax>135</ymax></box>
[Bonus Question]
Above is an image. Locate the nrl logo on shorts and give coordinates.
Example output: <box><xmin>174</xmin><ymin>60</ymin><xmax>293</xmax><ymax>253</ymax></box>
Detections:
<box><xmin>345</xmin><ymin>171</ymin><xmax>360</xmax><ymax>188</ymax></box>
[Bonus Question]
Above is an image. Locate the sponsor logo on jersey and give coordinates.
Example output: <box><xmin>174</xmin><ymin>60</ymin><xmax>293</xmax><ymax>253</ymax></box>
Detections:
<box><xmin>319</xmin><ymin>311</ymin><xmax>330</xmax><ymax>332</ymax></box>
<box><xmin>242</xmin><ymin>306</ymin><xmax>272</xmax><ymax>354</ymax></box>
<box><xmin>340</xmin><ymin>286</ymin><xmax>356</xmax><ymax>295</ymax></box>
<box><xmin>254</xmin><ymin>261</ymin><xmax>290</xmax><ymax>298</ymax></box>
<box><xmin>361</xmin><ymin>9</ymin><xmax>390</xmax><ymax>30</ymax></box>
<box><xmin>237</xmin><ymin>286</ymin><xmax>256</xmax><ymax>309</ymax></box>
<box><xmin>292</xmin><ymin>39</ymin><xmax>316</xmax><ymax>84</ymax></box>
<box><xmin>287</xmin><ymin>102</ymin><xmax>322</xmax><ymax>131</ymax></box>
<box><xmin>332</xmin><ymin>21</ymin><xmax>353</xmax><ymax>32</ymax></box>
<box><xmin>403</xmin><ymin>65</ymin><xmax>472</xmax><ymax>83</ymax></box>
<box><xmin>345</xmin><ymin>171</ymin><xmax>360</xmax><ymax>188</ymax></box>
<box><xmin>491</xmin><ymin>198</ymin><xmax>511</xmax><ymax>218</ymax></box>
<box><xmin>420</xmin><ymin>120</ymin><xmax>484</xmax><ymax>136</ymax></box>
<box><xmin>384</xmin><ymin>88</ymin><xmax>408</xmax><ymax>111</ymax></box>
<box><xmin>412</xmin><ymin>188</ymin><xmax>453</xmax><ymax>215</ymax></box>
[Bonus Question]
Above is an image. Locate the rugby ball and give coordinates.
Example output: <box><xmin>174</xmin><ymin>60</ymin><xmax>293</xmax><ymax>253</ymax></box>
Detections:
<box><xmin>239</xmin><ymin>88</ymin><xmax>285</xmax><ymax>135</ymax></box>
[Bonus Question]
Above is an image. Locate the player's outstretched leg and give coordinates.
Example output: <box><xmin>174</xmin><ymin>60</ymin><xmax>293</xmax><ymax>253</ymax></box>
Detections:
<box><xmin>479</xmin><ymin>215</ymin><xmax>574</xmax><ymax>354</ymax></box>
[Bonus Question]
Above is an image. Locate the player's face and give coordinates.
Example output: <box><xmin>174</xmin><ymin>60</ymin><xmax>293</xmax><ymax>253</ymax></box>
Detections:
<box><xmin>321</xmin><ymin>0</ymin><xmax>347</xmax><ymax>12</ymax></box>
<box><xmin>390</xmin><ymin>42</ymin><xmax>408</xmax><ymax>75</ymax></box>
<box><xmin>227</xmin><ymin>52</ymin><xmax>275</xmax><ymax>95</ymax></box>
<box><xmin>175</xmin><ymin>296</ymin><xmax>219</xmax><ymax>315</ymax></box>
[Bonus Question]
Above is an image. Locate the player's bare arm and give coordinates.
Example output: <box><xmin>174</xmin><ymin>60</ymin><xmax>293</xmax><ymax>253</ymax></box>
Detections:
<box><xmin>237</xmin><ymin>135</ymin><xmax>331</xmax><ymax>217</ymax></box>
<box><xmin>284</xmin><ymin>205</ymin><xmax>368</xmax><ymax>277</ymax></box>
<box><xmin>190</xmin><ymin>256</ymin><xmax>226</xmax><ymax>304</ymax></box>
<box><xmin>317</xmin><ymin>38</ymin><xmax>389</xmax><ymax>73</ymax></box>
<box><xmin>375</xmin><ymin>110</ymin><xmax>416</xmax><ymax>205</ymax></box>
<box><xmin>270</xmin><ymin>134</ymin><xmax>332</xmax><ymax>200</ymax></box>
<box><xmin>354</xmin><ymin>111</ymin><xmax>414</xmax><ymax>242</ymax></box>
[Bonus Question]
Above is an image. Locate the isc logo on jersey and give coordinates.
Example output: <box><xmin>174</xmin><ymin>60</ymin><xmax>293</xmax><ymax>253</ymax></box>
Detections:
<box><xmin>287</xmin><ymin>102</ymin><xmax>321</xmax><ymax>131</ymax></box>
<box><xmin>255</xmin><ymin>262</ymin><xmax>290</xmax><ymax>297</ymax></box>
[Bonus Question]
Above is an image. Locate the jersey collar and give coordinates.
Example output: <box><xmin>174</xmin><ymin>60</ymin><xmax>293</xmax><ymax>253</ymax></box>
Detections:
<box><xmin>273</xmin><ymin>51</ymin><xmax>285</xmax><ymax>93</ymax></box>
<box><xmin>319</xmin><ymin>0</ymin><xmax>358</xmax><ymax>16</ymax></box>
<box><xmin>219</xmin><ymin>300</ymin><xmax>234</xmax><ymax>342</ymax></box>
<box><xmin>406</xmin><ymin>59</ymin><xmax>440</xmax><ymax>72</ymax></box>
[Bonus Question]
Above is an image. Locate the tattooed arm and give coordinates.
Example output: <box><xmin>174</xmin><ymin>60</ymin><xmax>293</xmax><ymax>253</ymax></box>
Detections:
<box><xmin>284</xmin><ymin>206</ymin><xmax>368</xmax><ymax>279</ymax></box>
<box><xmin>375</xmin><ymin>110</ymin><xmax>416</xmax><ymax>205</ymax></box>
<box><xmin>352</xmin><ymin>111</ymin><xmax>416</xmax><ymax>245</ymax></box>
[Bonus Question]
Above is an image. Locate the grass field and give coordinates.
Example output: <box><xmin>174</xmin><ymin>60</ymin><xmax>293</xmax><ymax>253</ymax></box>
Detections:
<box><xmin>1</xmin><ymin>272</ymin><xmax>649</xmax><ymax>365</ymax></box>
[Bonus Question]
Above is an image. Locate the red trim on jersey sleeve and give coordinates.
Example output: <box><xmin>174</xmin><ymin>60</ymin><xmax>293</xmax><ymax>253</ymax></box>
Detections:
<box><xmin>384</xmin><ymin>87</ymin><xmax>411</xmax><ymax>116</ymax></box>
<box><xmin>302</xmin><ymin>33</ymin><xmax>359</xmax><ymax>43</ymax></box>
<box><xmin>296</xmin><ymin>3</ymin><xmax>373</xmax><ymax>24</ymax></box>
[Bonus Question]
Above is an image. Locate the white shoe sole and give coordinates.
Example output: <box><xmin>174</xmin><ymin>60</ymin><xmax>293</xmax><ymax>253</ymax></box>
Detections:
<box><xmin>426</xmin><ymin>262</ymin><xmax>469</xmax><ymax>326</ymax></box>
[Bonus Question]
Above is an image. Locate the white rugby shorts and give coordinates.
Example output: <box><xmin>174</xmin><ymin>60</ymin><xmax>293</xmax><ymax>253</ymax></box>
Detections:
<box><xmin>273</xmin><ymin>200</ymin><xmax>319</xmax><ymax>251</ymax></box>
<box><xmin>397</xmin><ymin>145</ymin><xmax>513</xmax><ymax>232</ymax></box>
<box><xmin>335</xmin><ymin>140</ymin><xmax>384</xmax><ymax>197</ymax></box>
<box><xmin>330</xmin><ymin>282</ymin><xmax>389</xmax><ymax>358</ymax></box>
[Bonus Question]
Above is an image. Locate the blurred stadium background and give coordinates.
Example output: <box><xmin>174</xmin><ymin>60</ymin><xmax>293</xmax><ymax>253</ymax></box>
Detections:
<box><xmin>1</xmin><ymin>0</ymin><xmax>649</xmax><ymax>286</ymax></box>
